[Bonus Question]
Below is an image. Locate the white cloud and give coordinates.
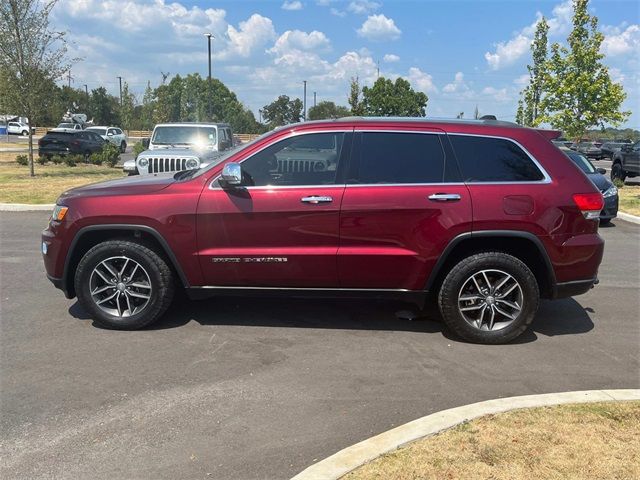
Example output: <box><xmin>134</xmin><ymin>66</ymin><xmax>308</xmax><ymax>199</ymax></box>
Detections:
<box><xmin>514</xmin><ymin>74</ymin><xmax>530</xmax><ymax>88</ymax></box>
<box><xmin>270</xmin><ymin>30</ymin><xmax>331</xmax><ymax>55</ymax></box>
<box><xmin>443</xmin><ymin>72</ymin><xmax>470</xmax><ymax>94</ymax></box>
<box><xmin>347</xmin><ymin>1</ymin><xmax>380</xmax><ymax>15</ymax></box>
<box><xmin>482</xmin><ymin>87</ymin><xmax>511</xmax><ymax>102</ymax></box>
<box><xmin>485</xmin><ymin>34</ymin><xmax>531</xmax><ymax>70</ymax></box>
<box><xmin>383</xmin><ymin>54</ymin><xmax>400</xmax><ymax>63</ymax></box>
<box><xmin>406</xmin><ymin>67</ymin><xmax>437</xmax><ymax>93</ymax></box>
<box><xmin>330</xmin><ymin>8</ymin><xmax>346</xmax><ymax>17</ymax></box>
<box><xmin>281</xmin><ymin>1</ymin><xmax>303</xmax><ymax>11</ymax></box>
<box><xmin>602</xmin><ymin>24</ymin><xmax>640</xmax><ymax>56</ymax></box>
<box><xmin>223</xmin><ymin>14</ymin><xmax>276</xmax><ymax>59</ymax></box>
<box><xmin>357</xmin><ymin>14</ymin><xmax>401</xmax><ymax>41</ymax></box>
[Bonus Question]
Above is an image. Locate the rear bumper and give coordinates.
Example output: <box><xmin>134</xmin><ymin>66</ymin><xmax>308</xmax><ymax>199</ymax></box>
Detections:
<box><xmin>553</xmin><ymin>278</ymin><xmax>598</xmax><ymax>299</ymax></box>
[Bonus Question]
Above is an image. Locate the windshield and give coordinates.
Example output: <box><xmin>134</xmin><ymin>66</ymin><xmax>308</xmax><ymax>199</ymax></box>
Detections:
<box><xmin>87</xmin><ymin>128</ymin><xmax>107</xmax><ymax>135</ymax></box>
<box><xmin>183</xmin><ymin>130</ymin><xmax>277</xmax><ymax>180</ymax></box>
<box><xmin>152</xmin><ymin>126</ymin><xmax>217</xmax><ymax>146</ymax></box>
<box><xmin>58</xmin><ymin>123</ymin><xmax>75</xmax><ymax>128</ymax></box>
<box><xmin>567</xmin><ymin>152</ymin><xmax>596</xmax><ymax>174</ymax></box>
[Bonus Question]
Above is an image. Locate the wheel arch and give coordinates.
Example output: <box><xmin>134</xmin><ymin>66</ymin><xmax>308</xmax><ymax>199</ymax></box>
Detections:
<box><xmin>426</xmin><ymin>231</ymin><xmax>556</xmax><ymax>299</ymax></box>
<box><xmin>63</xmin><ymin>224</ymin><xmax>189</xmax><ymax>298</ymax></box>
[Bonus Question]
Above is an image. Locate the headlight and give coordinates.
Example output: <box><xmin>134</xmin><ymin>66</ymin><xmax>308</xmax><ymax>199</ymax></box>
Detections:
<box><xmin>138</xmin><ymin>157</ymin><xmax>149</xmax><ymax>167</ymax></box>
<box><xmin>603</xmin><ymin>185</ymin><xmax>618</xmax><ymax>198</ymax></box>
<box><xmin>52</xmin><ymin>205</ymin><xmax>68</xmax><ymax>222</ymax></box>
<box><xmin>186</xmin><ymin>158</ymin><xmax>199</xmax><ymax>169</ymax></box>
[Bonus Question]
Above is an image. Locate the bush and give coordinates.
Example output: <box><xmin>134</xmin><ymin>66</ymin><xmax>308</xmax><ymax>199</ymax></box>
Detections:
<box><xmin>51</xmin><ymin>155</ymin><xmax>64</xmax><ymax>165</ymax></box>
<box><xmin>613</xmin><ymin>178</ymin><xmax>625</xmax><ymax>189</ymax></box>
<box><xmin>64</xmin><ymin>155</ymin><xmax>77</xmax><ymax>167</ymax></box>
<box><xmin>89</xmin><ymin>153</ymin><xmax>103</xmax><ymax>165</ymax></box>
<box><xmin>133</xmin><ymin>141</ymin><xmax>146</xmax><ymax>158</ymax></box>
<box><xmin>37</xmin><ymin>155</ymin><xmax>48</xmax><ymax>165</ymax></box>
<box><xmin>16</xmin><ymin>154</ymin><xmax>28</xmax><ymax>166</ymax></box>
<box><xmin>89</xmin><ymin>143</ymin><xmax>121</xmax><ymax>168</ymax></box>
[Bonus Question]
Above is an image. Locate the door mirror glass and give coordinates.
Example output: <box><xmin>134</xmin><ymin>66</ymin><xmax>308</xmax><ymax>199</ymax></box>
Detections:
<box><xmin>221</xmin><ymin>162</ymin><xmax>242</xmax><ymax>186</ymax></box>
<box><xmin>596</xmin><ymin>167</ymin><xmax>606</xmax><ymax>175</ymax></box>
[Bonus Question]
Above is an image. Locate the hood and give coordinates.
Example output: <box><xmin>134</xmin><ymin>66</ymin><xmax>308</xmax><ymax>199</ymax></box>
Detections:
<box><xmin>586</xmin><ymin>172</ymin><xmax>612</xmax><ymax>192</ymax></box>
<box><xmin>59</xmin><ymin>173</ymin><xmax>176</xmax><ymax>201</ymax></box>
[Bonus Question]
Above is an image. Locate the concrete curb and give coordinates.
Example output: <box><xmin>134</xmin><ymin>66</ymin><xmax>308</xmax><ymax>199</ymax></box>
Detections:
<box><xmin>290</xmin><ymin>389</ymin><xmax>640</xmax><ymax>480</ymax></box>
<box><xmin>0</xmin><ymin>203</ymin><xmax>54</xmax><ymax>211</ymax></box>
<box><xmin>617</xmin><ymin>211</ymin><xmax>640</xmax><ymax>225</ymax></box>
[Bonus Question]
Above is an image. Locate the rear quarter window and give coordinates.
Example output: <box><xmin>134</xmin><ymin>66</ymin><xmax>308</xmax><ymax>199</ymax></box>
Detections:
<box><xmin>449</xmin><ymin>135</ymin><xmax>545</xmax><ymax>182</ymax></box>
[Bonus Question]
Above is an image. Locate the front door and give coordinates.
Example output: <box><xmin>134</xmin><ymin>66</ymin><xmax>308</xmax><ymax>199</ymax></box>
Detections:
<box><xmin>197</xmin><ymin>130</ymin><xmax>352</xmax><ymax>287</ymax></box>
<box><xmin>338</xmin><ymin>129</ymin><xmax>473</xmax><ymax>291</ymax></box>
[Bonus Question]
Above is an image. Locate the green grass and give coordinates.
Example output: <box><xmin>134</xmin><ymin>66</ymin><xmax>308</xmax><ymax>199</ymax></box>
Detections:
<box><xmin>0</xmin><ymin>160</ymin><xmax>124</xmax><ymax>204</ymax></box>
<box><xmin>618</xmin><ymin>184</ymin><xmax>640</xmax><ymax>216</ymax></box>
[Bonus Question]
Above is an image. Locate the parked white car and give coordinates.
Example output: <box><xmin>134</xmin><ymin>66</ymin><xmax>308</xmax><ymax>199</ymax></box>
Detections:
<box><xmin>86</xmin><ymin>126</ymin><xmax>128</xmax><ymax>153</ymax></box>
<box><xmin>7</xmin><ymin>121</ymin><xmax>30</xmax><ymax>136</ymax></box>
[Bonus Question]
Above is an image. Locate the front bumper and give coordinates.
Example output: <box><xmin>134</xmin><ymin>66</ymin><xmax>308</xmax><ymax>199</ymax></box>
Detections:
<box><xmin>600</xmin><ymin>194</ymin><xmax>619</xmax><ymax>220</ymax></box>
<box><xmin>553</xmin><ymin>278</ymin><xmax>598</xmax><ymax>299</ymax></box>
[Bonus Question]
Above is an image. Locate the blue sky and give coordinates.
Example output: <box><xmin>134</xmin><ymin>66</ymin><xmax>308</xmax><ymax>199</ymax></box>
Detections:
<box><xmin>52</xmin><ymin>0</ymin><xmax>639</xmax><ymax>128</ymax></box>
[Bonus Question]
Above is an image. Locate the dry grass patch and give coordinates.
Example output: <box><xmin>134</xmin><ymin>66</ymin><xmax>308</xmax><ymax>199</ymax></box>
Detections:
<box><xmin>618</xmin><ymin>185</ymin><xmax>640</xmax><ymax>216</ymax></box>
<box><xmin>344</xmin><ymin>401</ymin><xmax>640</xmax><ymax>480</ymax></box>
<box><xmin>0</xmin><ymin>161</ymin><xmax>124</xmax><ymax>204</ymax></box>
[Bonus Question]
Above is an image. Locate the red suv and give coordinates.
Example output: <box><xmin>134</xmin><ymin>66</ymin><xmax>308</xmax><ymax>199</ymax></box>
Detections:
<box><xmin>42</xmin><ymin>118</ymin><xmax>605</xmax><ymax>344</ymax></box>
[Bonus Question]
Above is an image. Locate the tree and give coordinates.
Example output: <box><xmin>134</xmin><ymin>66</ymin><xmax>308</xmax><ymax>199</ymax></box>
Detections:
<box><xmin>361</xmin><ymin>77</ymin><xmax>428</xmax><ymax>117</ymax></box>
<box><xmin>89</xmin><ymin>87</ymin><xmax>120</xmax><ymax>125</ymax></box>
<box><xmin>348</xmin><ymin>76</ymin><xmax>364</xmax><ymax>116</ymax></box>
<box><xmin>0</xmin><ymin>0</ymin><xmax>74</xmax><ymax>176</ymax></box>
<box><xmin>141</xmin><ymin>81</ymin><xmax>155</xmax><ymax>130</ymax></box>
<box><xmin>518</xmin><ymin>17</ymin><xmax>549</xmax><ymax>127</ymax></box>
<box><xmin>262</xmin><ymin>95</ymin><xmax>303</xmax><ymax>127</ymax></box>
<box><xmin>119</xmin><ymin>81</ymin><xmax>136</xmax><ymax>130</ymax></box>
<box><xmin>308</xmin><ymin>101</ymin><xmax>351</xmax><ymax>120</ymax></box>
<box><xmin>540</xmin><ymin>0</ymin><xmax>629</xmax><ymax>139</ymax></box>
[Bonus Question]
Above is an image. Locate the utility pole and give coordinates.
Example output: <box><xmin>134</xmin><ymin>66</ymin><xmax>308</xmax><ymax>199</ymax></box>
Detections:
<box><xmin>204</xmin><ymin>33</ymin><xmax>213</xmax><ymax>120</ymax></box>
<box><xmin>67</xmin><ymin>70</ymin><xmax>73</xmax><ymax>88</ymax></box>
<box><xmin>117</xmin><ymin>76</ymin><xmax>123</xmax><ymax>106</ymax></box>
<box><xmin>313</xmin><ymin>91</ymin><xmax>317</xmax><ymax>108</ymax></box>
<box><xmin>376</xmin><ymin>60</ymin><xmax>380</xmax><ymax>78</ymax></box>
<box><xmin>84</xmin><ymin>84</ymin><xmax>88</xmax><ymax>96</ymax></box>
<box><xmin>303</xmin><ymin>80</ymin><xmax>307</xmax><ymax>121</ymax></box>
<box><xmin>258</xmin><ymin>109</ymin><xmax>263</xmax><ymax>124</ymax></box>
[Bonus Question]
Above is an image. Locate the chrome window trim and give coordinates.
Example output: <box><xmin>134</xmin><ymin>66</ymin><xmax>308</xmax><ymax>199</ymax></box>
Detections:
<box><xmin>208</xmin><ymin>129</ymin><xmax>353</xmax><ymax>190</ymax></box>
<box><xmin>447</xmin><ymin>132</ymin><xmax>552</xmax><ymax>184</ymax></box>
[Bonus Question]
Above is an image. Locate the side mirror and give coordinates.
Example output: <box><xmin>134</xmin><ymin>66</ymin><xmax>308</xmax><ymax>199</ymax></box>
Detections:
<box><xmin>220</xmin><ymin>163</ymin><xmax>242</xmax><ymax>187</ymax></box>
<box><xmin>142</xmin><ymin>138</ymin><xmax>150</xmax><ymax>149</ymax></box>
<box><xmin>596</xmin><ymin>167</ymin><xmax>606</xmax><ymax>175</ymax></box>
<box><xmin>107</xmin><ymin>132</ymin><xmax>114</xmax><ymax>136</ymax></box>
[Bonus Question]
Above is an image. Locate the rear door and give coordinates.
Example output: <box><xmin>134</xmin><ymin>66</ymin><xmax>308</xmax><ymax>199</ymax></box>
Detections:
<box><xmin>197</xmin><ymin>130</ymin><xmax>352</xmax><ymax>287</ymax></box>
<box><xmin>338</xmin><ymin>128</ymin><xmax>472</xmax><ymax>290</ymax></box>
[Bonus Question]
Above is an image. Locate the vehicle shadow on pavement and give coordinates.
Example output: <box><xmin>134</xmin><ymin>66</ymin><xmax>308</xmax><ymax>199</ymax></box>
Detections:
<box><xmin>68</xmin><ymin>295</ymin><xmax>594</xmax><ymax>345</ymax></box>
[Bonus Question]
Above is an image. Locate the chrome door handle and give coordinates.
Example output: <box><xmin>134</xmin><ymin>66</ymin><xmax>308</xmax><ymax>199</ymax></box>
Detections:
<box><xmin>301</xmin><ymin>195</ymin><xmax>333</xmax><ymax>204</ymax></box>
<box><xmin>428</xmin><ymin>193</ymin><xmax>461</xmax><ymax>202</ymax></box>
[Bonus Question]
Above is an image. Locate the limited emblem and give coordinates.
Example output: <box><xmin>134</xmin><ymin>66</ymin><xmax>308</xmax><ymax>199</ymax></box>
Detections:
<box><xmin>212</xmin><ymin>257</ymin><xmax>288</xmax><ymax>263</ymax></box>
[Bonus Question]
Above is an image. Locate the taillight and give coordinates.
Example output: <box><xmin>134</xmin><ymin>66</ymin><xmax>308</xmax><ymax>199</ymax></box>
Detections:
<box><xmin>573</xmin><ymin>193</ymin><xmax>604</xmax><ymax>220</ymax></box>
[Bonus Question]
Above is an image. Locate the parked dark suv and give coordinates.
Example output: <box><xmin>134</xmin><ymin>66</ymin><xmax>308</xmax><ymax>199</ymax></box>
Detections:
<box><xmin>42</xmin><ymin>118</ymin><xmax>605</xmax><ymax>344</ymax></box>
<box><xmin>38</xmin><ymin>130</ymin><xmax>106</xmax><ymax>159</ymax></box>
<box><xmin>611</xmin><ymin>141</ymin><xmax>640</xmax><ymax>182</ymax></box>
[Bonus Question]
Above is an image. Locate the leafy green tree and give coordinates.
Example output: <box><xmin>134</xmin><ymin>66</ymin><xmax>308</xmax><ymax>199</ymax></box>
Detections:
<box><xmin>348</xmin><ymin>77</ymin><xmax>364</xmax><ymax>116</ymax></box>
<box><xmin>0</xmin><ymin>0</ymin><xmax>74</xmax><ymax>176</ymax></box>
<box><xmin>140</xmin><ymin>81</ymin><xmax>155</xmax><ymax>130</ymax></box>
<box><xmin>119</xmin><ymin>81</ymin><xmax>136</xmax><ymax>130</ymax></box>
<box><xmin>540</xmin><ymin>0</ymin><xmax>629</xmax><ymax>139</ymax></box>
<box><xmin>308</xmin><ymin>101</ymin><xmax>351</xmax><ymax>120</ymax></box>
<box><xmin>89</xmin><ymin>87</ymin><xmax>120</xmax><ymax>125</ymax></box>
<box><xmin>518</xmin><ymin>17</ymin><xmax>549</xmax><ymax>127</ymax></box>
<box><xmin>262</xmin><ymin>95</ymin><xmax>303</xmax><ymax>127</ymax></box>
<box><xmin>361</xmin><ymin>77</ymin><xmax>428</xmax><ymax>117</ymax></box>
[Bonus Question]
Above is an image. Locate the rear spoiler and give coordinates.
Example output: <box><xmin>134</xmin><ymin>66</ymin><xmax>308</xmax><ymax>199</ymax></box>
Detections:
<box><xmin>536</xmin><ymin>129</ymin><xmax>562</xmax><ymax>141</ymax></box>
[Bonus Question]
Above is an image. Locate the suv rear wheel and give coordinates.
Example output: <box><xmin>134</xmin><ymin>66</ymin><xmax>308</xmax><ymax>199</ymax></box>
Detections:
<box><xmin>74</xmin><ymin>240</ymin><xmax>174</xmax><ymax>330</ymax></box>
<box><xmin>611</xmin><ymin>162</ymin><xmax>626</xmax><ymax>182</ymax></box>
<box><xmin>438</xmin><ymin>252</ymin><xmax>539</xmax><ymax>344</ymax></box>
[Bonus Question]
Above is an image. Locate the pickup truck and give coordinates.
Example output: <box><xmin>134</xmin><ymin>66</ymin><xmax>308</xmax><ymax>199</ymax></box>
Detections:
<box><xmin>124</xmin><ymin>122</ymin><xmax>233</xmax><ymax>175</ymax></box>
<box><xmin>611</xmin><ymin>141</ymin><xmax>640</xmax><ymax>182</ymax></box>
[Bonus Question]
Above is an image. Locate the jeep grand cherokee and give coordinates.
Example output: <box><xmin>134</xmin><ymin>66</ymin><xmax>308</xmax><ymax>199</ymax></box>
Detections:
<box><xmin>42</xmin><ymin>118</ymin><xmax>605</xmax><ymax>344</ymax></box>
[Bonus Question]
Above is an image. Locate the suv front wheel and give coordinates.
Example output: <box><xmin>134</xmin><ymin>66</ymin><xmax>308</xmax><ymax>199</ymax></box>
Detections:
<box><xmin>438</xmin><ymin>252</ymin><xmax>539</xmax><ymax>344</ymax></box>
<box><xmin>74</xmin><ymin>240</ymin><xmax>175</xmax><ymax>330</ymax></box>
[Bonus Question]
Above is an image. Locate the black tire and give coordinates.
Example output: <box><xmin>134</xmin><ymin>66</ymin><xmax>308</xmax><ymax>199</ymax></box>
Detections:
<box><xmin>120</xmin><ymin>141</ymin><xmax>127</xmax><ymax>153</ymax></box>
<box><xmin>611</xmin><ymin>163</ymin><xmax>626</xmax><ymax>182</ymax></box>
<box><xmin>438</xmin><ymin>252</ymin><xmax>539</xmax><ymax>344</ymax></box>
<box><xmin>600</xmin><ymin>218</ymin><xmax>612</xmax><ymax>225</ymax></box>
<box><xmin>74</xmin><ymin>240</ymin><xmax>175</xmax><ymax>330</ymax></box>
<box><xmin>21</xmin><ymin>130</ymin><xmax>28</xmax><ymax>136</ymax></box>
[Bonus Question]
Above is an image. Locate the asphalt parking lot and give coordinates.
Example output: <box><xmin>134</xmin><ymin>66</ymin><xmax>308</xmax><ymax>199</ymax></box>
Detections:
<box><xmin>1</xmin><ymin>212</ymin><xmax>639</xmax><ymax>480</ymax></box>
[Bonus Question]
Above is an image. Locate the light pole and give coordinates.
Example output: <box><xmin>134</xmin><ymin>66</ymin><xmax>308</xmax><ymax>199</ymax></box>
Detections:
<box><xmin>303</xmin><ymin>80</ymin><xmax>307</xmax><ymax>121</ymax></box>
<box><xmin>313</xmin><ymin>91</ymin><xmax>317</xmax><ymax>108</ymax></box>
<box><xmin>116</xmin><ymin>76</ymin><xmax>123</xmax><ymax>106</ymax></box>
<box><xmin>259</xmin><ymin>109</ymin><xmax>263</xmax><ymax>124</ymax></box>
<box><xmin>84</xmin><ymin>84</ymin><xmax>88</xmax><ymax>96</ymax></box>
<box><xmin>204</xmin><ymin>33</ymin><xmax>213</xmax><ymax>120</ymax></box>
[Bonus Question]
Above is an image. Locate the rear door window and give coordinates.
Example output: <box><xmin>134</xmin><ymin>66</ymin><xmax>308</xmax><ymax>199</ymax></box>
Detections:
<box><xmin>349</xmin><ymin>132</ymin><xmax>446</xmax><ymax>184</ymax></box>
<box><xmin>449</xmin><ymin>135</ymin><xmax>545</xmax><ymax>182</ymax></box>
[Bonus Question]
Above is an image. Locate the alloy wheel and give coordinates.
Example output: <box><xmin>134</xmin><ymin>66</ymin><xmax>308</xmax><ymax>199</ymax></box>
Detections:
<box><xmin>89</xmin><ymin>256</ymin><xmax>152</xmax><ymax>317</ymax></box>
<box><xmin>457</xmin><ymin>269</ymin><xmax>523</xmax><ymax>331</ymax></box>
